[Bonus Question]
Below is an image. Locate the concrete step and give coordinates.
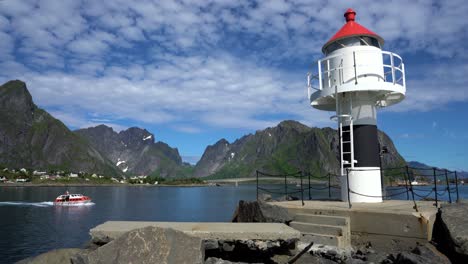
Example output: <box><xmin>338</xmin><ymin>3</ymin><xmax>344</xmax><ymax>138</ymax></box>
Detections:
<box><xmin>286</xmin><ymin>207</ymin><xmax>347</xmax><ymax>217</ymax></box>
<box><xmin>293</xmin><ymin>213</ymin><xmax>349</xmax><ymax>227</ymax></box>
<box><xmin>289</xmin><ymin>221</ymin><xmax>343</xmax><ymax>236</ymax></box>
<box><xmin>290</xmin><ymin>221</ymin><xmax>351</xmax><ymax>248</ymax></box>
<box><xmin>299</xmin><ymin>232</ymin><xmax>347</xmax><ymax>248</ymax></box>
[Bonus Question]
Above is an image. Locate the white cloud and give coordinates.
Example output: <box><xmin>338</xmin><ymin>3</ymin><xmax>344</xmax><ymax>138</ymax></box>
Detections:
<box><xmin>0</xmin><ymin>31</ymin><xmax>14</xmax><ymax>60</ymax></box>
<box><xmin>387</xmin><ymin>63</ymin><xmax>468</xmax><ymax>112</ymax></box>
<box><xmin>48</xmin><ymin>110</ymin><xmax>128</xmax><ymax>132</ymax></box>
<box><xmin>171</xmin><ymin>125</ymin><xmax>202</xmax><ymax>134</ymax></box>
<box><xmin>0</xmin><ymin>15</ymin><xmax>9</xmax><ymax>30</ymax></box>
<box><xmin>5</xmin><ymin>52</ymin><xmax>331</xmax><ymax>131</ymax></box>
<box><xmin>0</xmin><ymin>0</ymin><xmax>467</xmax><ymax>132</ymax></box>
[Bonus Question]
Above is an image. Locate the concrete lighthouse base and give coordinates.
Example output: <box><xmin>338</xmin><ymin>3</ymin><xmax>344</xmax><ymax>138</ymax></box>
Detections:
<box><xmin>341</xmin><ymin>167</ymin><xmax>382</xmax><ymax>203</ymax></box>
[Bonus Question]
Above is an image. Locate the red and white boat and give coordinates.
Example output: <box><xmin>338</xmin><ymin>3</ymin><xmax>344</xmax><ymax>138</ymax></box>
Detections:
<box><xmin>54</xmin><ymin>191</ymin><xmax>92</xmax><ymax>205</ymax></box>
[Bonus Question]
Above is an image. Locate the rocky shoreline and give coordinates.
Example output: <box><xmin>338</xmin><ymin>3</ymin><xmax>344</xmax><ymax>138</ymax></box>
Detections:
<box><xmin>16</xmin><ymin>200</ymin><xmax>468</xmax><ymax>264</ymax></box>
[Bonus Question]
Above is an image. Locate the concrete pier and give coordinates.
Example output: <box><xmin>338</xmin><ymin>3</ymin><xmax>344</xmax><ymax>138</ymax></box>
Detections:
<box><xmin>270</xmin><ymin>200</ymin><xmax>439</xmax><ymax>249</ymax></box>
<box><xmin>91</xmin><ymin>221</ymin><xmax>300</xmax><ymax>242</ymax></box>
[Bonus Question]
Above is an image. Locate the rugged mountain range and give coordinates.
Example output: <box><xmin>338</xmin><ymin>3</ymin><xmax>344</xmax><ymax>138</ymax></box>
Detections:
<box><xmin>75</xmin><ymin>125</ymin><xmax>189</xmax><ymax>177</ymax></box>
<box><xmin>0</xmin><ymin>79</ymin><xmax>413</xmax><ymax>179</ymax></box>
<box><xmin>407</xmin><ymin>161</ymin><xmax>468</xmax><ymax>180</ymax></box>
<box><xmin>0</xmin><ymin>80</ymin><xmax>120</xmax><ymax>175</ymax></box>
<box><xmin>193</xmin><ymin>120</ymin><xmax>406</xmax><ymax>178</ymax></box>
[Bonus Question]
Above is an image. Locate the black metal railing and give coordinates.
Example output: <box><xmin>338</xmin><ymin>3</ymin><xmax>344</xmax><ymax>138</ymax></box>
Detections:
<box><xmin>343</xmin><ymin>166</ymin><xmax>460</xmax><ymax>210</ymax></box>
<box><xmin>256</xmin><ymin>166</ymin><xmax>462</xmax><ymax>210</ymax></box>
<box><xmin>255</xmin><ymin>170</ymin><xmax>342</xmax><ymax>205</ymax></box>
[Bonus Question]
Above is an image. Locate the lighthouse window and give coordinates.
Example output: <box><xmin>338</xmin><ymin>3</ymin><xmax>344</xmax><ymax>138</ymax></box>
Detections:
<box><xmin>359</xmin><ymin>36</ymin><xmax>380</xmax><ymax>48</ymax></box>
<box><xmin>325</xmin><ymin>36</ymin><xmax>381</xmax><ymax>55</ymax></box>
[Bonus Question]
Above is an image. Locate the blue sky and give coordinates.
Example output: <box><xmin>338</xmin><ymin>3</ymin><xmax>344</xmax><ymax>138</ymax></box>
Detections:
<box><xmin>0</xmin><ymin>0</ymin><xmax>467</xmax><ymax>170</ymax></box>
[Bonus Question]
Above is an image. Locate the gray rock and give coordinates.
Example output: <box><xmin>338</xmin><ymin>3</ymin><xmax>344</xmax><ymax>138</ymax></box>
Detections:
<box><xmin>16</xmin><ymin>248</ymin><xmax>83</xmax><ymax>264</ymax></box>
<box><xmin>204</xmin><ymin>239</ymin><xmax>220</xmax><ymax>250</ymax></box>
<box><xmin>204</xmin><ymin>257</ymin><xmax>254</xmax><ymax>264</ymax></box>
<box><xmin>231</xmin><ymin>200</ymin><xmax>293</xmax><ymax>223</ymax></box>
<box><xmin>394</xmin><ymin>251</ymin><xmax>430</xmax><ymax>264</ymax></box>
<box><xmin>72</xmin><ymin>226</ymin><xmax>204</xmax><ymax>264</ymax></box>
<box><xmin>258</xmin><ymin>193</ymin><xmax>273</xmax><ymax>202</ymax></box>
<box><xmin>433</xmin><ymin>200</ymin><xmax>468</xmax><ymax>262</ymax></box>
<box><xmin>382</xmin><ymin>244</ymin><xmax>450</xmax><ymax>264</ymax></box>
<box><xmin>222</xmin><ymin>242</ymin><xmax>235</xmax><ymax>252</ymax></box>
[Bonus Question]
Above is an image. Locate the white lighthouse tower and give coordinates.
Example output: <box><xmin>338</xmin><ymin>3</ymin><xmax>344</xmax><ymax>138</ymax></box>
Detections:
<box><xmin>307</xmin><ymin>9</ymin><xmax>406</xmax><ymax>203</ymax></box>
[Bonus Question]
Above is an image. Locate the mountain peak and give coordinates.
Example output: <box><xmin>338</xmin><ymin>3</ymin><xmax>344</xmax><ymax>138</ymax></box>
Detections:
<box><xmin>119</xmin><ymin>127</ymin><xmax>154</xmax><ymax>144</ymax></box>
<box><xmin>277</xmin><ymin>120</ymin><xmax>310</xmax><ymax>132</ymax></box>
<box><xmin>0</xmin><ymin>80</ymin><xmax>120</xmax><ymax>176</ymax></box>
<box><xmin>0</xmin><ymin>80</ymin><xmax>34</xmax><ymax>114</ymax></box>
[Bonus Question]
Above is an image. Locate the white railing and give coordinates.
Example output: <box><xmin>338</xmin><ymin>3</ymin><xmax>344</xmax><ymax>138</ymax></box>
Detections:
<box><xmin>307</xmin><ymin>50</ymin><xmax>405</xmax><ymax>93</ymax></box>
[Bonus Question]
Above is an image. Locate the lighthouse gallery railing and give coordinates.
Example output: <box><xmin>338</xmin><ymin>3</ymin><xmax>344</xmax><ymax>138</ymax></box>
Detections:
<box><xmin>307</xmin><ymin>50</ymin><xmax>405</xmax><ymax>97</ymax></box>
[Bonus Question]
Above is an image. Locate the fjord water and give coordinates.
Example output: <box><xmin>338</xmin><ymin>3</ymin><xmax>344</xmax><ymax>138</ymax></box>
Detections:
<box><xmin>1</xmin><ymin>184</ymin><xmax>466</xmax><ymax>263</ymax></box>
<box><xmin>0</xmin><ymin>185</ymin><xmax>259</xmax><ymax>263</ymax></box>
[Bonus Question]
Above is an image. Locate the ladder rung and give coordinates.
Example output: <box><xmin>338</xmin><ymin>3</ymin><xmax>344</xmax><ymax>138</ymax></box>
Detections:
<box><xmin>342</xmin><ymin>152</ymin><xmax>351</xmax><ymax>154</ymax></box>
<box><xmin>342</xmin><ymin>130</ymin><xmax>351</xmax><ymax>133</ymax></box>
<box><xmin>342</xmin><ymin>141</ymin><xmax>351</xmax><ymax>143</ymax></box>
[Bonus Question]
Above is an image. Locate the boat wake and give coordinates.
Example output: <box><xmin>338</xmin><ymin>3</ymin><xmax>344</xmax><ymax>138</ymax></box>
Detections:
<box><xmin>0</xmin><ymin>201</ymin><xmax>54</xmax><ymax>207</ymax></box>
<box><xmin>0</xmin><ymin>201</ymin><xmax>95</xmax><ymax>207</ymax></box>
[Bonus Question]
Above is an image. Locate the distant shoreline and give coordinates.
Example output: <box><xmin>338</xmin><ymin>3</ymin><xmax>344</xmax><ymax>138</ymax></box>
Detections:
<box><xmin>0</xmin><ymin>183</ymin><xmax>213</xmax><ymax>188</ymax></box>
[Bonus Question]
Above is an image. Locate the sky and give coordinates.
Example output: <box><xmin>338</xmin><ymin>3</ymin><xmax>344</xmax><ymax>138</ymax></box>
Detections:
<box><xmin>0</xmin><ymin>0</ymin><xmax>467</xmax><ymax>170</ymax></box>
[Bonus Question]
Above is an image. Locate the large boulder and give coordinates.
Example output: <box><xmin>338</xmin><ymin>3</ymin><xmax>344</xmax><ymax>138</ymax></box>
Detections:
<box><xmin>231</xmin><ymin>200</ymin><xmax>292</xmax><ymax>223</ymax></box>
<box><xmin>382</xmin><ymin>244</ymin><xmax>450</xmax><ymax>264</ymax></box>
<box><xmin>433</xmin><ymin>200</ymin><xmax>468</xmax><ymax>263</ymax></box>
<box><xmin>71</xmin><ymin>226</ymin><xmax>204</xmax><ymax>264</ymax></box>
<box><xmin>16</xmin><ymin>248</ymin><xmax>83</xmax><ymax>264</ymax></box>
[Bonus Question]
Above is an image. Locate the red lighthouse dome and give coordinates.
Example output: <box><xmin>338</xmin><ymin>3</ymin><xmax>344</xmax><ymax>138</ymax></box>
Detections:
<box><xmin>322</xmin><ymin>8</ymin><xmax>384</xmax><ymax>54</ymax></box>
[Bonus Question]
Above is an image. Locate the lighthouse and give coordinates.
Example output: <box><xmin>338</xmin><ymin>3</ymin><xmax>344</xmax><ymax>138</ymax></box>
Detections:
<box><xmin>307</xmin><ymin>9</ymin><xmax>406</xmax><ymax>203</ymax></box>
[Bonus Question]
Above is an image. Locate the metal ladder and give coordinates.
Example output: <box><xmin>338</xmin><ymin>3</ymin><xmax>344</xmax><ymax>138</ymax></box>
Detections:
<box><xmin>335</xmin><ymin>92</ymin><xmax>356</xmax><ymax>176</ymax></box>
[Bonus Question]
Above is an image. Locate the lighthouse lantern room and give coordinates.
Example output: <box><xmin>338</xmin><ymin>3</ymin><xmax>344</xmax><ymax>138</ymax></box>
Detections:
<box><xmin>307</xmin><ymin>9</ymin><xmax>406</xmax><ymax>203</ymax></box>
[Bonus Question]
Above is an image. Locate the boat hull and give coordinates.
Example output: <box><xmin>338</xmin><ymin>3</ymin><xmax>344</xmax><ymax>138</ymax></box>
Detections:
<box><xmin>53</xmin><ymin>200</ymin><xmax>92</xmax><ymax>206</ymax></box>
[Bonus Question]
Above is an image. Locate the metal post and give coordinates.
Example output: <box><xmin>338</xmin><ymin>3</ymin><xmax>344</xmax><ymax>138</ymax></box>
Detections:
<box><xmin>390</xmin><ymin>54</ymin><xmax>395</xmax><ymax>84</ymax></box>
<box><xmin>454</xmin><ymin>171</ymin><xmax>459</xmax><ymax>202</ymax></box>
<box><xmin>404</xmin><ymin>166</ymin><xmax>410</xmax><ymax>200</ymax></box>
<box><xmin>346</xmin><ymin>169</ymin><xmax>351</xmax><ymax>209</ymax></box>
<box><xmin>445</xmin><ymin>169</ymin><xmax>452</xmax><ymax>203</ymax></box>
<box><xmin>300</xmin><ymin>172</ymin><xmax>304</xmax><ymax>206</ymax></box>
<box><xmin>379</xmin><ymin>145</ymin><xmax>384</xmax><ymax>198</ymax></box>
<box><xmin>408</xmin><ymin>178</ymin><xmax>419</xmax><ymax>212</ymax></box>
<box><xmin>285</xmin><ymin>174</ymin><xmax>288</xmax><ymax>199</ymax></box>
<box><xmin>308</xmin><ymin>173</ymin><xmax>311</xmax><ymax>200</ymax></box>
<box><xmin>402</xmin><ymin>63</ymin><xmax>406</xmax><ymax>87</ymax></box>
<box><xmin>328</xmin><ymin>173</ymin><xmax>331</xmax><ymax>199</ymax></box>
<box><xmin>256</xmin><ymin>170</ymin><xmax>259</xmax><ymax>201</ymax></box>
<box><xmin>353</xmin><ymin>51</ymin><xmax>358</xmax><ymax>85</ymax></box>
<box><xmin>318</xmin><ymin>60</ymin><xmax>323</xmax><ymax>90</ymax></box>
<box><xmin>433</xmin><ymin>168</ymin><xmax>438</xmax><ymax>207</ymax></box>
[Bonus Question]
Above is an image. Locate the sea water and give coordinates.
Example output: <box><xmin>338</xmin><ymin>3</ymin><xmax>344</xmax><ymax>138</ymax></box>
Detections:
<box><xmin>0</xmin><ymin>184</ymin><xmax>466</xmax><ymax>263</ymax></box>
